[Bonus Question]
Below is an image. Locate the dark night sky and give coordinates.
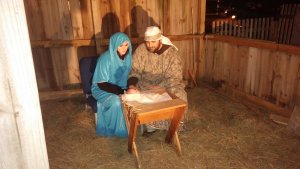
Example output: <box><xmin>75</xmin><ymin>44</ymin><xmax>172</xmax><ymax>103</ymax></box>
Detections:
<box><xmin>207</xmin><ymin>0</ymin><xmax>300</xmax><ymax>19</ymax></box>
<box><xmin>205</xmin><ymin>0</ymin><xmax>300</xmax><ymax>32</ymax></box>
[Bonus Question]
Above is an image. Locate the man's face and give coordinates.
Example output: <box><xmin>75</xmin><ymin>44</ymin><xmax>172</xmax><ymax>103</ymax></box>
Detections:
<box><xmin>145</xmin><ymin>40</ymin><xmax>162</xmax><ymax>53</ymax></box>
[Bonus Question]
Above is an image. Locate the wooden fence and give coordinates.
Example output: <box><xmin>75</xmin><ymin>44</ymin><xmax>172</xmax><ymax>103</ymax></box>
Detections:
<box><xmin>212</xmin><ymin>3</ymin><xmax>300</xmax><ymax>45</ymax></box>
<box><xmin>203</xmin><ymin>35</ymin><xmax>300</xmax><ymax>117</ymax></box>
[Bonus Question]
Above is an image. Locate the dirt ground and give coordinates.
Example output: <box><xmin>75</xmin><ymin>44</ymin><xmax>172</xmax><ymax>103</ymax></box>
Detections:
<box><xmin>41</xmin><ymin>86</ymin><xmax>300</xmax><ymax>169</ymax></box>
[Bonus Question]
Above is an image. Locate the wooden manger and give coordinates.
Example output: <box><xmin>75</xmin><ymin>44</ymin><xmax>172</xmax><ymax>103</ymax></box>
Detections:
<box><xmin>121</xmin><ymin>89</ymin><xmax>187</xmax><ymax>168</ymax></box>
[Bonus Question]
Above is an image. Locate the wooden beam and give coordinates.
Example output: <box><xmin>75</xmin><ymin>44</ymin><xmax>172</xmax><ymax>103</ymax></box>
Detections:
<box><xmin>231</xmin><ymin>88</ymin><xmax>292</xmax><ymax>118</ymax></box>
<box><xmin>200</xmin><ymin>82</ymin><xmax>292</xmax><ymax>118</ymax></box>
<box><xmin>206</xmin><ymin>35</ymin><xmax>300</xmax><ymax>55</ymax></box>
<box><xmin>218</xmin><ymin>83</ymin><xmax>293</xmax><ymax>117</ymax></box>
<box><xmin>270</xmin><ymin>113</ymin><xmax>289</xmax><ymax>125</ymax></box>
<box><xmin>39</xmin><ymin>89</ymin><xmax>83</xmax><ymax>101</ymax></box>
<box><xmin>30</xmin><ymin>34</ymin><xmax>204</xmax><ymax>48</ymax></box>
<box><xmin>30</xmin><ymin>39</ymin><xmax>95</xmax><ymax>48</ymax></box>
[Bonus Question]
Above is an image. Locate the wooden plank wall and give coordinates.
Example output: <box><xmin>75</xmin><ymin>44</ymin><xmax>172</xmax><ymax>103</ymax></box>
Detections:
<box><xmin>164</xmin><ymin>0</ymin><xmax>200</xmax><ymax>81</ymax></box>
<box><xmin>25</xmin><ymin>0</ymin><xmax>94</xmax><ymax>90</ymax></box>
<box><xmin>24</xmin><ymin>0</ymin><xmax>202</xmax><ymax>91</ymax></box>
<box><xmin>203</xmin><ymin>35</ymin><xmax>300</xmax><ymax>116</ymax></box>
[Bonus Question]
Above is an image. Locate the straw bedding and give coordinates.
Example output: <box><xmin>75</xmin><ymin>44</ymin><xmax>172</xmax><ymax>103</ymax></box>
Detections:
<box><xmin>41</xmin><ymin>85</ymin><xmax>300</xmax><ymax>169</ymax></box>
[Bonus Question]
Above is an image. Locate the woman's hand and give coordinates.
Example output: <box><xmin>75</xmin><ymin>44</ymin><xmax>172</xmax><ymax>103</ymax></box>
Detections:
<box><xmin>126</xmin><ymin>85</ymin><xmax>140</xmax><ymax>94</ymax></box>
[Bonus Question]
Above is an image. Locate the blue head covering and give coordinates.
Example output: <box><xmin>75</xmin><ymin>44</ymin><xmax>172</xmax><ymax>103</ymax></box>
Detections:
<box><xmin>92</xmin><ymin>32</ymin><xmax>132</xmax><ymax>90</ymax></box>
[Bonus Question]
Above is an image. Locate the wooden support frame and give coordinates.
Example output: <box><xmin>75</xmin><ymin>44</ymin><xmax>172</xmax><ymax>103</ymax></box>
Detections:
<box><xmin>30</xmin><ymin>34</ymin><xmax>204</xmax><ymax>48</ymax></box>
<box><xmin>39</xmin><ymin>89</ymin><xmax>83</xmax><ymax>101</ymax></box>
<box><xmin>121</xmin><ymin>91</ymin><xmax>187</xmax><ymax>169</ymax></box>
<box><xmin>206</xmin><ymin>35</ymin><xmax>300</xmax><ymax>55</ymax></box>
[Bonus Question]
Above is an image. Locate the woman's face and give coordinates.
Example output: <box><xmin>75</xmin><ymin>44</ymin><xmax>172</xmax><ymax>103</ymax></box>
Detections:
<box><xmin>117</xmin><ymin>41</ymin><xmax>129</xmax><ymax>56</ymax></box>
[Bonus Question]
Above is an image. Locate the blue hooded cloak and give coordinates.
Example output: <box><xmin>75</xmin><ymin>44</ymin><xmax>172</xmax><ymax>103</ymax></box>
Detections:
<box><xmin>91</xmin><ymin>32</ymin><xmax>132</xmax><ymax>137</ymax></box>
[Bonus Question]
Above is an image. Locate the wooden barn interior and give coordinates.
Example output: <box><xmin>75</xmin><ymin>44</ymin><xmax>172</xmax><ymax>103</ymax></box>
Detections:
<box><xmin>1</xmin><ymin>0</ymin><xmax>300</xmax><ymax>168</ymax></box>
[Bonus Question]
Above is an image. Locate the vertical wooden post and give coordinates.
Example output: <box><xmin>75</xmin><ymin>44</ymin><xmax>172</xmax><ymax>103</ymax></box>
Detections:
<box><xmin>212</xmin><ymin>21</ymin><xmax>215</xmax><ymax>33</ymax></box>
<box><xmin>287</xmin><ymin>64</ymin><xmax>300</xmax><ymax>136</ymax></box>
<box><xmin>241</xmin><ymin>19</ymin><xmax>246</xmax><ymax>37</ymax></box>
<box><xmin>91</xmin><ymin>0</ymin><xmax>101</xmax><ymax>55</ymax></box>
<box><xmin>0</xmin><ymin>1</ymin><xmax>49</xmax><ymax>169</ymax></box>
<box><xmin>198</xmin><ymin>0</ymin><xmax>206</xmax><ymax>79</ymax></box>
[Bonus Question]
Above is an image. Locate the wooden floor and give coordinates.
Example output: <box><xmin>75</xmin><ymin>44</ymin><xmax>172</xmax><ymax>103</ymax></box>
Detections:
<box><xmin>40</xmin><ymin>86</ymin><xmax>300</xmax><ymax>169</ymax></box>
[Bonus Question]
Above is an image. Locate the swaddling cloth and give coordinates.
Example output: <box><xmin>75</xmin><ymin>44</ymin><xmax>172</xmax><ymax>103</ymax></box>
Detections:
<box><xmin>123</xmin><ymin>92</ymin><xmax>172</xmax><ymax>104</ymax></box>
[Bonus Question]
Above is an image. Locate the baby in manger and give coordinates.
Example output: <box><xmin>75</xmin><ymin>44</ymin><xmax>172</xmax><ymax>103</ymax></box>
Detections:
<box><xmin>123</xmin><ymin>86</ymin><xmax>185</xmax><ymax>135</ymax></box>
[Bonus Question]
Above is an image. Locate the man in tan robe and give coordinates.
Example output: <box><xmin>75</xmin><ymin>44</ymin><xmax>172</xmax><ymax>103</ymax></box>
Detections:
<box><xmin>128</xmin><ymin>26</ymin><xmax>188</xmax><ymax>133</ymax></box>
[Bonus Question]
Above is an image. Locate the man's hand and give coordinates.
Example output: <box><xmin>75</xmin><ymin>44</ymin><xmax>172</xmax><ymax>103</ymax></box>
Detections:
<box><xmin>143</xmin><ymin>85</ymin><xmax>165</xmax><ymax>94</ymax></box>
<box><xmin>147</xmin><ymin>85</ymin><xmax>163</xmax><ymax>90</ymax></box>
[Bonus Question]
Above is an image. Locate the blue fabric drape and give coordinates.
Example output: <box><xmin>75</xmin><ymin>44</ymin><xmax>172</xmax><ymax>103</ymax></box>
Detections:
<box><xmin>91</xmin><ymin>32</ymin><xmax>132</xmax><ymax>137</ymax></box>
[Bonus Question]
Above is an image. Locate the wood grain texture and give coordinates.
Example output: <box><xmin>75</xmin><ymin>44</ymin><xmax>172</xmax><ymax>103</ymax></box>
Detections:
<box><xmin>24</xmin><ymin>0</ymin><xmax>46</xmax><ymax>40</ymax></box>
<box><xmin>25</xmin><ymin>0</ymin><xmax>204</xmax><ymax>90</ymax></box>
<box><xmin>0</xmin><ymin>1</ymin><xmax>49</xmax><ymax>168</ymax></box>
<box><xmin>69</xmin><ymin>0</ymin><xmax>84</xmax><ymax>39</ymax></box>
<box><xmin>204</xmin><ymin>37</ymin><xmax>300</xmax><ymax>116</ymax></box>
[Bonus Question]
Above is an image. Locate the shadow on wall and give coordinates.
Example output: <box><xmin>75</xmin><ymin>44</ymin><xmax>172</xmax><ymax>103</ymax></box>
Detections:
<box><xmin>94</xmin><ymin>6</ymin><xmax>161</xmax><ymax>54</ymax></box>
<box><xmin>124</xmin><ymin>5</ymin><xmax>160</xmax><ymax>37</ymax></box>
<box><xmin>124</xmin><ymin>5</ymin><xmax>160</xmax><ymax>52</ymax></box>
<box><xmin>100</xmin><ymin>12</ymin><xmax>121</xmax><ymax>39</ymax></box>
<box><xmin>94</xmin><ymin>12</ymin><xmax>120</xmax><ymax>54</ymax></box>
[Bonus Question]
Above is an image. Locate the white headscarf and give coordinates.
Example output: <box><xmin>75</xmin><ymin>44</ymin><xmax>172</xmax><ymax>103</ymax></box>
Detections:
<box><xmin>144</xmin><ymin>26</ymin><xmax>178</xmax><ymax>50</ymax></box>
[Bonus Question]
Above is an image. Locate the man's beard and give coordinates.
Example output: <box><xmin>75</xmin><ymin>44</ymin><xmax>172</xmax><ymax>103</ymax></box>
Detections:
<box><xmin>147</xmin><ymin>43</ymin><xmax>162</xmax><ymax>53</ymax></box>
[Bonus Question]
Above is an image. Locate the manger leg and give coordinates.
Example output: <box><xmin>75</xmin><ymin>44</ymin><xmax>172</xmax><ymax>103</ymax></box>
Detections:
<box><xmin>132</xmin><ymin>142</ymin><xmax>141</xmax><ymax>169</ymax></box>
<box><xmin>128</xmin><ymin>113</ymin><xmax>138</xmax><ymax>153</ymax></box>
<box><xmin>165</xmin><ymin>107</ymin><xmax>185</xmax><ymax>143</ymax></box>
<box><xmin>172</xmin><ymin>131</ymin><xmax>182</xmax><ymax>156</ymax></box>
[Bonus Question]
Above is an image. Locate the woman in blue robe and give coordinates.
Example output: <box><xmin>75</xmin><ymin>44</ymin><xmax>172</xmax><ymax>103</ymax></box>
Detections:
<box><xmin>91</xmin><ymin>32</ymin><xmax>132</xmax><ymax>137</ymax></box>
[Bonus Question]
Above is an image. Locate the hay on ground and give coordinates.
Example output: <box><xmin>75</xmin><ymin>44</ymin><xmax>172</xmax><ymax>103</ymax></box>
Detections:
<box><xmin>41</xmin><ymin>86</ymin><xmax>300</xmax><ymax>169</ymax></box>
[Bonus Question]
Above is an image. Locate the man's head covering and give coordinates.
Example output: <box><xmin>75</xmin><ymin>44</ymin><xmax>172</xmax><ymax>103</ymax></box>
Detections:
<box><xmin>144</xmin><ymin>26</ymin><xmax>178</xmax><ymax>50</ymax></box>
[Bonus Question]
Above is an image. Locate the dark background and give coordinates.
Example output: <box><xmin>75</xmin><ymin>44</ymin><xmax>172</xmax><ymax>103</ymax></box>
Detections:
<box><xmin>206</xmin><ymin>0</ymin><xmax>300</xmax><ymax>32</ymax></box>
